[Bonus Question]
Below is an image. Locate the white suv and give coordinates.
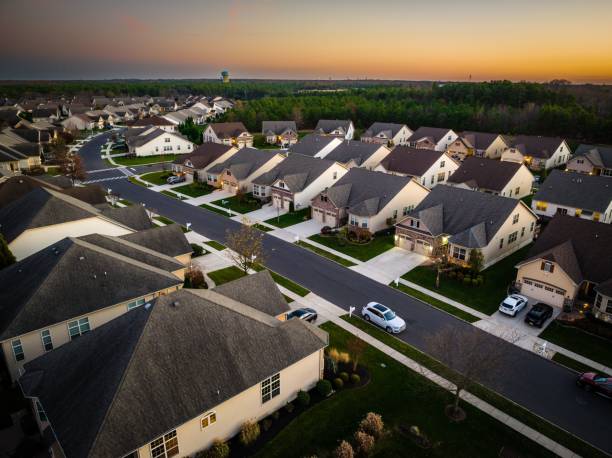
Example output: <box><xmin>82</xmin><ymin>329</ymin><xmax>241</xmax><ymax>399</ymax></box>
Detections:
<box><xmin>499</xmin><ymin>294</ymin><xmax>529</xmax><ymax>317</ymax></box>
<box><xmin>362</xmin><ymin>302</ymin><xmax>406</xmax><ymax>333</ymax></box>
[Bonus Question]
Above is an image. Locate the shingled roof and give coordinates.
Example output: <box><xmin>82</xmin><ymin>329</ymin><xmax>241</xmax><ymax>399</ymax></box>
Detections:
<box><xmin>208</xmin><ymin>122</ymin><xmax>249</xmax><ymax>139</ymax></box>
<box><xmin>262</xmin><ymin>121</ymin><xmax>297</xmax><ymax>136</ymax></box>
<box><xmin>379</xmin><ymin>146</ymin><xmax>450</xmax><ymax>176</ymax></box>
<box><xmin>314</xmin><ymin>119</ymin><xmax>352</xmax><ymax>135</ymax></box>
<box><xmin>0</xmin><ymin>237</ymin><xmax>183</xmax><ymax>340</ymax></box>
<box><xmin>362</xmin><ymin>122</ymin><xmax>408</xmax><ymax>139</ymax></box>
<box><xmin>508</xmin><ymin>135</ymin><xmax>566</xmax><ymax>159</ymax></box>
<box><xmin>460</xmin><ymin>131</ymin><xmax>507</xmax><ymax>151</ymax></box>
<box><xmin>19</xmin><ymin>288</ymin><xmax>327</xmax><ymax>458</ymax></box>
<box><xmin>447</xmin><ymin>157</ymin><xmax>525</xmax><ymax>192</ymax></box>
<box><xmin>253</xmin><ymin>153</ymin><xmax>338</xmax><ymax>192</ymax></box>
<box><xmin>533</xmin><ymin>170</ymin><xmax>612</xmax><ymax>213</ymax></box>
<box><xmin>573</xmin><ymin>144</ymin><xmax>612</xmax><ymax>169</ymax></box>
<box><xmin>288</xmin><ymin>133</ymin><xmax>340</xmax><ymax>157</ymax></box>
<box><xmin>407</xmin><ymin>127</ymin><xmax>453</xmax><ymax>144</ymax></box>
<box><xmin>119</xmin><ymin>224</ymin><xmax>192</xmax><ymax>258</ymax></box>
<box><xmin>324</xmin><ymin>140</ymin><xmax>388</xmax><ymax>166</ymax></box>
<box><xmin>129</xmin><ymin>116</ymin><xmax>174</xmax><ymax>128</ymax></box>
<box><xmin>207</xmin><ymin>147</ymin><xmax>280</xmax><ymax>179</ymax></box>
<box><xmin>172</xmin><ymin>143</ymin><xmax>234</xmax><ymax>169</ymax></box>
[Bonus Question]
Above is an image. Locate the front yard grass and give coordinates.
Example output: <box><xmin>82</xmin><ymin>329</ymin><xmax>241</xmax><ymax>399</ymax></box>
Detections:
<box><xmin>540</xmin><ymin>321</ymin><xmax>612</xmax><ymax>369</ymax></box>
<box><xmin>264</xmin><ymin>207</ymin><xmax>311</xmax><ymax>228</ymax></box>
<box><xmin>296</xmin><ymin>241</ymin><xmax>357</xmax><ymax>267</ymax></box>
<box><xmin>128</xmin><ymin>176</ymin><xmax>151</xmax><ymax>188</ymax></box>
<box><xmin>153</xmin><ymin>215</ymin><xmax>174</xmax><ymax>226</ymax></box>
<box><xmin>257</xmin><ymin>321</ymin><xmax>557</xmax><ymax>458</ymax></box>
<box><xmin>113</xmin><ymin>154</ymin><xmax>179</xmax><ymax>166</ymax></box>
<box><xmin>211</xmin><ymin>193</ymin><xmax>262</xmax><ymax>214</ymax></box>
<box><xmin>200</xmin><ymin>203</ymin><xmax>234</xmax><ymax>216</ymax></box>
<box><xmin>203</xmin><ymin>240</ymin><xmax>226</xmax><ymax>251</ymax></box>
<box><xmin>160</xmin><ymin>190</ymin><xmax>186</xmax><ymax>200</ymax></box>
<box><xmin>402</xmin><ymin>245</ymin><xmax>532</xmax><ymax>315</ymax></box>
<box><xmin>308</xmin><ymin>233</ymin><xmax>394</xmax><ymax>262</ymax></box>
<box><xmin>172</xmin><ymin>182</ymin><xmax>214</xmax><ymax>197</ymax></box>
<box><xmin>208</xmin><ymin>266</ymin><xmax>246</xmax><ymax>285</ymax></box>
<box><xmin>140</xmin><ymin>171</ymin><xmax>172</xmax><ymax>186</ymax></box>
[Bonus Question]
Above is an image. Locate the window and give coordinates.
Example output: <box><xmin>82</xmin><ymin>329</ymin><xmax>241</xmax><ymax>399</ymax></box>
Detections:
<box><xmin>150</xmin><ymin>430</ymin><xmax>179</xmax><ymax>458</ymax></box>
<box><xmin>535</xmin><ymin>201</ymin><xmax>547</xmax><ymax>211</ymax></box>
<box><xmin>163</xmin><ymin>146</ymin><xmax>172</xmax><ymax>152</ymax></box>
<box><xmin>556</xmin><ymin>208</ymin><xmax>568</xmax><ymax>215</ymax></box>
<box><xmin>499</xmin><ymin>238</ymin><xmax>504</xmax><ymax>249</ymax></box>
<box><xmin>512</xmin><ymin>213</ymin><xmax>519</xmax><ymax>224</ymax></box>
<box><xmin>333</xmin><ymin>171</ymin><xmax>338</xmax><ymax>179</ymax></box>
<box><xmin>68</xmin><ymin>318</ymin><xmax>91</xmax><ymax>340</ymax></box>
<box><xmin>430</xmin><ymin>175</ymin><xmax>435</xmax><ymax>185</ymax></box>
<box><xmin>361</xmin><ymin>219</ymin><xmax>368</xmax><ymax>228</ymax></box>
<box><xmin>521</xmin><ymin>226</ymin><xmax>525</xmax><ymax>237</ymax></box>
<box><xmin>165</xmin><ymin>137</ymin><xmax>170</xmax><ymax>143</ymax></box>
<box><xmin>515</xmin><ymin>187</ymin><xmax>520</xmax><ymax>195</ymax></box>
<box><xmin>177</xmin><ymin>145</ymin><xmax>180</xmax><ymax>151</ymax></box>
<box><xmin>392</xmin><ymin>209</ymin><xmax>398</xmax><ymax>219</ymax></box>
<box><xmin>452</xmin><ymin>246</ymin><xmax>466</xmax><ymax>261</ymax></box>
<box><xmin>261</xmin><ymin>373</ymin><xmax>280</xmax><ymax>403</ymax></box>
<box><xmin>201</xmin><ymin>411</ymin><xmax>217</xmax><ymax>430</ymax></box>
<box><xmin>402</xmin><ymin>206</ymin><xmax>410</xmax><ymax>216</ymax></box>
<box><xmin>11</xmin><ymin>339</ymin><xmax>24</xmax><ymax>362</ymax></box>
<box><xmin>606</xmin><ymin>298</ymin><xmax>612</xmax><ymax>315</ymax></box>
<box><xmin>437</xmin><ymin>172</ymin><xmax>445</xmax><ymax>182</ymax></box>
<box><xmin>127</xmin><ymin>298</ymin><xmax>146</xmax><ymax>310</ymax></box>
<box><xmin>36</xmin><ymin>401</ymin><xmax>47</xmax><ymax>422</ymax></box>
<box><xmin>350</xmin><ymin>215</ymin><xmax>357</xmax><ymax>226</ymax></box>
<box><xmin>278</xmin><ymin>181</ymin><xmax>285</xmax><ymax>188</ymax></box>
<box><xmin>440</xmin><ymin>160</ymin><xmax>445</xmax><ymax>168</ymax></box>
<box><xmin>41</xmin><ymin>329</ymin><xmax>53</xmax><ymax>352</ymax></box>
<box><xmin>541</xmin><ymin>261</ymin><xmax>554</xmax><ymax>273</ymax></box>
<box><xmin>508</xmin><ymin>231</ymin><xmax>518</xmax><ymax>243</ymax></box>
<box><xmin>530</xmin><ymin>221</ymin><xmax>535</xmax><ymax>232</ymax></box>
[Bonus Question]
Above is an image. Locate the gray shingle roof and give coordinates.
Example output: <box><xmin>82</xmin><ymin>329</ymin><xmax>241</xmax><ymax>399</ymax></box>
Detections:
<box><xmin>324</xmin><ymin>140</ymin><xmax>387</xmax><ymax>166</ymax></box>
<box><xmin>172</xmin><ymin>143</ymin><xmax>234</xmax><ymax>169</ymax></box>
<box><xmin>119</xmin><ymin>224</ymin><xmax>192</xmax><ymax>258</ymax></box>
<box><xmin>288</xmin><ymin>133</ymin><xmax>339</xmax><ymax>157</ymax></box>
<box><xmin>573</xmin><ymin>144</ymin><xmax>612</xmax><ymax>169</ymax></box>
<box><xmin>209</xmin><ymin>122</ymin><xmax>249</xmax><ymax>138</ymax></box>
<box><xmin>314</xmin><ymin>119</ymin><xmax>352</xmax><ymax>135</ymax></box>
<box><xmin>461</xmin><ymin>131</ymin><xmax>507</xmax><ymax>151</ymax></box>
<box><xmin>533</xmin><ymin>170</ymin><xmax>612</xmax><ymax>213</ymax></box>
<box><xmin>99</xmin><ymin>204</ymin><xmax>153</xmax><ymax>231</ymax></box>
<box><xmin>130</xmin><ymin>116</ymin><xmax>174</xmax><ymax>127</ymax></box>
<box><xmin>398</xmin><ymin>185</ymin><xmax>521</xmax><ymax>248</ymax></box>
<box><xmin>0</xmin><ymin>237</ymin><xmax>182</xmax><ymax>340</ymax></box>
<box><xmin>262</xmin><ymin>121</ymin><xmax>297</xmax><ymax>136</ymax></box>
<box><xmin>206</xmin><ymin>148</ymin><xmax>279</xmax><ymax>179</ymax></box>
<box><xmin>379</xmin><ymin>146</ymin><xmax>447</xmax><ymax>176</ymax></box>
<box><xmin>20</xmin><ymin>288</ymin><xmax>327</xmax><ymax>458</ymax></box>
<box><xmin>508</xmin><ymin>135</ymin><xmax>566</xmax><ymax>159</ymax></box>
<box><xmin>322</xmin><ymin>168</ymin><xmax>413</xmax><ymax>216</ymax></box>
<box><xmin>407</xmin><ymin>127</ymin><xmax>453</xmax><ymax>144</ymax></box>
<box><xmin>252</xmin><ymin>153</ymin><xmax>336</xmax><ymax>192</ymax></box>
<box><xmin>362</xmin><ymin>122</ymin><xmax>408</xmax><ymax>139</ymax></box>
<box><xmin>447</xmin><ymin>157</ymin><xmax>524</xmax><ymax>192</ymax></box>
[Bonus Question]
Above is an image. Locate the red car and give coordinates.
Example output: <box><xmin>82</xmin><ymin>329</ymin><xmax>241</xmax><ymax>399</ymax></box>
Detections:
<box><xmin>576</xmin><ymin>372</ymin><xmax>612</xmax><ymax>398</ymax></box>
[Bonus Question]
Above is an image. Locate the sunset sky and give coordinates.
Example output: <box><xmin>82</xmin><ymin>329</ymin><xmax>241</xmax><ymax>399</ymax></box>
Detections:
<box><xmin>1</xmin><ymin>0</ymin><xmax>611</xmax><ymax>82</ymax></box>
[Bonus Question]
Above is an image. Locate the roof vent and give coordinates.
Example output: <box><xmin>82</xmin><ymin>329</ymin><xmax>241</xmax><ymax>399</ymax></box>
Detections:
<box><xmin>92</xmin><ymin>274</ymin><xmax>97</xmax><ymax>279</ymax></box>
<box><xmin>172</xmin><ymin>301</ymin><xmax>180</xmax><ymax>308</ymax></box>
<box><xmin>144</xmin><ymin>303</ymin><xmax>152</xmax><ymax>310</ymax></box>
<box><xmin>79</xmin><ymin>256</ymin><xmax>85</xmax><ymax>260</ymax></box>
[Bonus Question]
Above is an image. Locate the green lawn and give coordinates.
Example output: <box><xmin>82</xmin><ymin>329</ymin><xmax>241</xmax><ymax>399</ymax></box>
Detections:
<box><xmin>45</xmin><ymin>166</ymin><xmax>61</xmax><ymax>176</ymax></box>
<box><xmin>402</xmin><ymin>245</ymin><xmax>532</xmax><ymax>315</ymax></box>
<box><xmin>540</xmin><ymin>321</ymin><xmax>612</xmax><ymax>369</ymax></box>
<box><xmin>296</xmin><ymin>241</ymin><xmax>357</xmax><ymax>267</ymax></box>
<box><xmin>211</xmin><ymin>193</ymin><xmax>263</xmax><ymax>214</ymax></box>
<box><xmin>340</xmin><ymin>316</ymin><xmax>606</xmax><ymax>458</ymax></box>
<box><xmin>308</xmin><ymin>233</ymin><xmax>394</xmax><ymax>262</ymax></box>
<box><xmin>264</xmin><ymin>207</ymin><xmax>311</xmax><ymax>228</ymax></box>
<box><xmin>160</xmin><ymin>190</ymin><xmax>186</xmax><ymax>200</ymax></box>
<box><xmin>140</xmin><ymin>171</ymin><xmax>172</xmax><ymax>185</ymax></box>
<box><xmin>253</xmin><ymin>133</ymin><xmax>282</xmax><ymax>149</ymax></box>
<box><xmin>172</xmin><ymin>183</ymin><xmax>214</xmax><ymax>197</ymax></box>
<box><xmin>208</xmin><ymin>266</ymin><xmax>246</xmax><ymax>285</ymax></box>
<box><xmin>118</xmin><ymin>199</ymin><xmax>132</xmax><ymax>206</ymax></box>
<box><xmin>253</xmin><ymin>223</ymin><xmax>273</xmax><ymax>232</ymax></box>
<box><xmin>153</xmin><ymin>215</ymin><xmax>174</xmax><ymax>226</ymax></box>
<box><xmin>521</xmin><ymin>194</ymin><xmax>534</xmax><ymax>208</ymax></box>
<box><xmin>200</xmin><ymin>203</ymin><xmax>234</xmax><ymax>216</ymax></box>
<box><xmin>128</xmin><ymin>176</ymin><xmax>151</xmax><ymax>188</ymax></box>
<box><xmin>257</xmin><ymin>322</ymin><xmax>556</xmax><ymax>458</ymax></box>
<box><xmin>552</xmin><ymin>353</ymin><xmax>609</xmax><ymax>377</ymax></box>
<box><xmin>390</xmin><ymin>283</ymin><xmax>481</xmax><ymax>323</ymax></box>
<box><xmin>110</xmin><ymin>146</ymin><xmax>127</xmax><ymax>156</ymax></box>
<box><xmin>267</xmin><ymin>271</ymin><xmax>310</xmax><ymax>297</ymax></box>
<box><xmin>113</xmin><ymin>154</ymin><xmax>179</xmax><ymax>166</ymax></box>
<box><xmin>203</xmin><ymin>240</ymin><xmax>226</xmax><ymax>251</ymax></box>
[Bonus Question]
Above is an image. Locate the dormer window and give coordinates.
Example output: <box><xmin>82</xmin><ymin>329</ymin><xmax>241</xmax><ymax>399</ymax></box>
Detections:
<box><xmin>165</xmin><ymin>137</ymin><xmax>170</xmax><ymax>143</ymax></box>
<box><xmin>278</xmin><ymin>182</ymin><xmax>285</xmax><ymax>188</ymax></box>
<box><xmin>541</xmin><ymin>261</ymin><xmax>554</xmax><ymax>273</ymax></box>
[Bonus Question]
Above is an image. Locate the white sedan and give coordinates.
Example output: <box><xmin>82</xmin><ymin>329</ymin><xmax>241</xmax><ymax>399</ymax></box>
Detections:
<box><xmin>498</xmin><ymin>294</ymin><xmax>529</xmax><ymax>317</ymax></box>
<box><xmin>362</xmin><ymin>302</ymin><xmax>406</xmax><ymax>333</ymax></box>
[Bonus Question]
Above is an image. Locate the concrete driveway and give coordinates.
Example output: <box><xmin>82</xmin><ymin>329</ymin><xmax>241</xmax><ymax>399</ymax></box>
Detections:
<box><xmin>239</xmin><ymin>204</ymin><xmax>285</xmax><ymax>223</ymax></box>
<box><xmin>350</xmin><ymin>248</ymin><xmax>427</xmax><ymax>284</ymax></box>
<box><xmin>287</xmin><ymin>219</ymin><xmax>325</xmax><ymax>238</ymax></box>
<box><xmin>485</xmin><ymin>296</ymin><xmax>562</xmax><ymax>337</ymax></box>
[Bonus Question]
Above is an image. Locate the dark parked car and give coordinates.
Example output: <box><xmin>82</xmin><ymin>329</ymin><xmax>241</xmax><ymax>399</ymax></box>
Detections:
<box><xmin>577</xmin><ymin>373</ymin><xmax>612</xmax><ymax>398</ymax></box>
<box><xmin>287</xmin><ymin>308</ymin><xmax>317</xmax><ymax>323</ymax></box>
<box><xmin>524</xmin><ymin>303</ymin><xmax>554</xmax><ymax>327</ymax></box>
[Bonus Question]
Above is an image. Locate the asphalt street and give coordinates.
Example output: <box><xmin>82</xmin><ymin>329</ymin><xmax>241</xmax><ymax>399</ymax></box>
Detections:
<box><xmin>80</xmin><ymin>135</ymin><xmax>612</xmax><ymax>454</ymax></box>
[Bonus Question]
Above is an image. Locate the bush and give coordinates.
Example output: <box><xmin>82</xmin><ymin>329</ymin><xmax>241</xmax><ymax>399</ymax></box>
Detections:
<box><xmin>333</xmin><ymin>377</ymin><xmax>344</xmax><ymax>389</ymax></box>
<box><xmin>317</xmin><ymin>379</ymin><xmax>333</xmax><ymax>397</ymax></box>
<box><xmin>272</xmin><ymin>410</ymin><xmax>280</xmax><ymax>420</ymax></box>
<box><xmin>333</xmin><ymin>440</ymin><xmax>355</xmax><ymax>458</ymax></box>
<box><xmin>477</xmin><ymin>275</ymin><xmax>484</xmax><ymax>284</ymax></box>
<box><xmin>339</xmin><ymin>371</ymin><xmax>349</xmax><ymax>382</ymax></box>
<box><xmin>456</xmin><ymin>272</ymin><xmax>464</xmax><ymax>281</ymax></box>
<box><xmin>239</xmin><ymin>420</ymin><xmax>260</xmax><ymax>447</ymax></box>
<box><xmin>463</xmin><ymin>276</ymin><xmax>472</xmax><ymax>285</ymax></box>
<box><xmin>296</xmin><ymin>389</ymin><xmax>310</xmax><ymax>407</ymax></box>
<box><xmin>285</xmin><ymin>402</ymin><xmax>294</xmax><ymax>413</ymax></box>
<box><xmin>262</xmin><ymin>418</ymin><xmax>273</xmax><ymax>432</ymax></box>
<box><xmin>359</xmin><ymin>412</ymin><xmax>384</xmax><ymax>439</ymax></box>
<box><xmin>472</xmin><ymin>278</ymin><xmax>479</xmax><ymax>287</ymax></box>
<box><xmin>321</xmin><ymin>225</ymin><xmax>332</xmax><ymax>235</ymax></box>
<box><xmin>191</xmin><ymin>243</ymin><xmax>204</xmax><ymax>257</ymax></box>
<box><xmin>448</xmin><ymin>270</ymin><xmax>457</xmax><ymax>279</ymax></box>
<box><xmin>354</xmin><ymin>431</ymin><xmax>375</xmax><ymax>456</ymax></box>
<box><xmin>350</xmin><ymin>373</ymin><xmax>361</xmax><ymax>384</ymax></box>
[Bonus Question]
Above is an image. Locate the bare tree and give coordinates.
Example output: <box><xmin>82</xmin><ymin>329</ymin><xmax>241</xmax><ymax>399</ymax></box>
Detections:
<box><xmin>61</xmin><ymin>154</ymin><xmax>87</xmax><ymax>185</ymax></box>
<box><xmin>425</xmin><ymin>326</ymin><xmax>515</xmax><ymax>421</ymax></box>
<box><xmin>347</xmin><ymin>336</ymin><xmax>367</xmax><ymax>372</ymax></box>
<box><xmin>225</xmin><ymin>221</ymin><xmax>265</xmax><ymax>274</ymax></box>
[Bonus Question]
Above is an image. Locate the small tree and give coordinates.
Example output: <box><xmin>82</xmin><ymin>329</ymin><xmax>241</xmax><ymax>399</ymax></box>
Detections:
<box><xmin>333</xmin><ymin>440</ymin><xmax>354</xmax><ymax>458</ymax></box>
<box><xmin>185</xmin><ymin>266</ymin><xmax>207</xmax><ymax>289</ymax></box>
<box><xmin>0</xmin><ymin>233</ymin><xmax>16</xmax><ymax>269</ymax></box>
<box><xmin>354</xmin><ymin>431</ymin><xmax>375</xmax><ymax>456</ymax></box>
<box><xmin>358</xmin><ymin>413</ymin><xmax>384</xmax><ymax>439</ymax></box>
<box><xmin>59</xmin><ymin>153</ymin><xmax>87</xmax><ymax>184</ymax></box>
<box><xmin>196</xmin><ymin>439</ymin><xmax>229</xmax><ymax>458</ymax></box>
<box><xmin>347</xmin><ymin>336</ymin><xmax>367</xmax><ymax>372</ymax></box>
<box><xmin>239</xmin><ymin>420</ymin><xmax>260</xmax><ymax>447</ymax></box>
<box><xmin>468</xmin><ymin>248</ymin><xmax>484</xmax><ymax>274</ymax></box>
<box><xmin>225</xmin><ymin>221</ymin><xmax>265</xmax><ymax>274</ymax></box>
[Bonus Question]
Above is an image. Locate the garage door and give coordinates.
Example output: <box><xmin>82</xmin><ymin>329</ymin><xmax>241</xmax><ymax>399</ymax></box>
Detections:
<box><xmin>520</xmin><ymin>279</ymin><xmax>566</xmax><ymax>307</ymax></box>
<box><xmin>312</xmin><ymin>208</ymin><xmax>325</xmax><ymax>223</ymax></box>
<box><xmin>414</xmin><ymin>239</ymin><xmax>431</xmax><ymax>255</ymax></box>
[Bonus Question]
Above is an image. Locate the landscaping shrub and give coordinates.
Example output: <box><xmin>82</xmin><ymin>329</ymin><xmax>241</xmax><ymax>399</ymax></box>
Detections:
<box><xmin>239</xmin><ymin>420</ymin><xmax>260</xmax><ymax>447</ymax></box>
<box><xmin>457</xmin><ymin>271</ymin><xmax>464</xmax><ymax>281</ymax></box>
<box><xmin>463</xmin><ymin>276</ymin><xmax>472</xmax><ymax>285</ymax></box>
<box><xmin>317</xmin><ymin>379</ymin><xmax>333</xmax><ymax>397</ymax></box>
<box><xmin>296</xmin><ymin>389</ymin><xmax>310</xmax><ymax>407</ymax></box>
<box><xmin>191</xmin><ymin>243</ymin><xmax>204</xmax><ymax>257</ymax></box>
<box><xmin>448</xmin><ymin>271</ymin><xmax>457</xmax><ymax>279</ymax></box>
<box><xmin>354</xmin><ymin>431</ymin><xmax>375</xmax><ymax>456</ymax></box>
<box><xmin>321</xmin><ymin>226</ymin><xmax>332</xmax><ymax>235</ymax></box>
<box><xmin>359</xmin><ymin>412</ymin><xmax>384</xmax><ymax>439</ymax></box>
<box><xmin>262</xmin><ymin>418</ymin><xmax>273</xmax><ymax>432</ymax></box>
<box><xmin>272</xmin><ymin>410</ymin><xmax>280</xmax><ymax>420</ymax></box>
<box><xmin>339</xmin><ymin>371</ymin><xmax>349</xmax><ymax>382</ymax></box>
<box><xmin>472</xmin><ymin>278</ymin><xmax>479</xmax><ymax>287</ymax></box>
<box><xmin>333</xmin><ymin>377</ymin><xmax>344</xmax><ymax>389</ymax></box>
<box><xmin>328</xmin><ymin>348</ymin><xmax>350</xmax><ymax>365</ymax></box>
<box><xmin>285</xmin><ymin>402</ymin><xmax>294</xmax><ymax>413</ymax></box>
<box><xmin>333</xmin><ymin>440</ymin><xmax>355</xmax><ymax>458</ymax></box>
<box><xmin>477</xmin><ymin>275</ymin><xmax>484</xmax><ymax>284</ymax></box>
<box><xmin>350</xmin><ymin>373</ymin><xmax>361</xmax><ymax>384</ymax></box>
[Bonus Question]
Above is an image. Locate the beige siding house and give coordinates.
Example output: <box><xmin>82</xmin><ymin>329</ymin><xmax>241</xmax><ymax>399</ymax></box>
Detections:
<box><xmin>566</xmin><ymin>144</ymin><xmax>612</xmax><ymax>177</ymax></box>
<box><xmin>203</xmin><ymin>122</ymin><xmax>253</xmax><ymax>148</ymax></box>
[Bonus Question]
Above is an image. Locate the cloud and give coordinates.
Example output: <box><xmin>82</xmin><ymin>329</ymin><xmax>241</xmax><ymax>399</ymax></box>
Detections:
<box><xmin>116</xmin><ymin>13</ymin><xmax>151</xmax><ymax>34</ymax></box>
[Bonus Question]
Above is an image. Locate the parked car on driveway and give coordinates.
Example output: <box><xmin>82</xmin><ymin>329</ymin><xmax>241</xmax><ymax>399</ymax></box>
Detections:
<box><xmin>287</xmin><ymin>307</ymin><xmax>317</xmax><ymax>323</ymax></box>
<box><xmin>524</xmin><ymin>303</ymin><xmax>554</xmax><ymax>327</ymax></box>
<box><xmin>362</xmin><ymin>302</ymin><xmax>406</xmax><ymax>333</ymax></box>
<box><xmin>576</xmin><ymin>373</ymin><xmax>612</xmax><ymax>398</ymax></box>
<box><xmin>499</xmin><ymin>294</ymin><xmax>529</xmax><ymax>317</ymax></box>
<box><xmin>167</xmin><ymin>175</ymin><xmax>186</xmax><ymax>185</ymax></box>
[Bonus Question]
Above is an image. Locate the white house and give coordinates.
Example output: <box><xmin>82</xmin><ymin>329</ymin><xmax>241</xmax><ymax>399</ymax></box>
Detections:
<box><xmin>203</xmin><ymin>122</ymin><xmax>253</xmax><ymax>148</ymax></box>
<box><xmin>460</xmin><ymin>131</ymin><xmax>510</xmax><ymax>159</ymax></box>
<box><xmin>361</xmin><ymin>122</ymin><xmax>413</xmax><ymax>146</ymax></box>
<box><xmin>501</xmin><ymin>135</ymin><xmax>571</xmax><ymax>171</ymax></box>
<box><xmin>406</xmin><ymin>127</ymin><xmax>458</xmax><ymax>151</ymax></box>
<box><xmin>126</xmin><ymin>128</ymin><xmax>194</xmax><ymax>157</ymax></box>
<box><xmin>314</xmin><ymin>119</ymin><xmax>355</xmax><ymax>140</ymax></box>
<box><xmin>288</xmin><ymin>133</ymin><xmax>342</xmax><ymax>158</ymax></box>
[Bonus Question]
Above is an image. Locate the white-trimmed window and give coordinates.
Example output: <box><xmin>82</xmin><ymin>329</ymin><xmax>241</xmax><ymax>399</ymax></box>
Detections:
<box><xmin>11</xmin><ymin>339</ymin><xmax>24</xmax><ymax>362</ymax></box>
<box><xmin>165</xmin><ymin>137</ymin><xmax>171</xmax><ymax>143</ymax></box>
<box><xmin>508</xmin><ymin>231</ymin><xmax>518</xmax><ymax>243</ymax></box>
<box><xmin>68</xmin><ymin>318</ymin><xmax>91</xmax><ymax>340</ymax></box>
<box><xmin>541</xmin><ymin>261</ymin><xmax>554</xmax><ymax>273</ymax></box>
<box><xmin>127</xmin><ymin>298</ymin><xmax>146</xmax><ymax>311</ymax></box>
<box><xmin>512</xmin><ymin>213</ymin><xmax>519</xmax><ymax>224</ymax></box>
<box><xmin>150</xmin><ymin>430</ymin><xmax>179</xmax><ymax>458</ymax></box>
<box><xmin>350</xmin><ymin>214</ymin><xmax>357</xmax><ymax>226</ymax></box>
<box><xmin>201</xmin><ymin>411</ymin><xmax>217</xmax><ymax>430</ymax></box>
<box><xmin>261</xmin><ymin>373</ymin><xmax>280</xmax><ymax>403</ymax></box>
<box><xmin>452</xmin><ymin>246</ymin><xmax>466</xmax><ymax>261</ymax></box>
<box><xmin>41</xmin><ymin>329</ymin><xmax>53</xmax><ymax>352</ymax></box>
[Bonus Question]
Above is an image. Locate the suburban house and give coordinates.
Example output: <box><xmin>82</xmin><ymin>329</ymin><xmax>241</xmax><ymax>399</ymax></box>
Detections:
<box><xmin>203</xmin><ymin>122</ymin><xmax>253</xmax><ymax>148</ymax></box>
<box><xmin>126</xmin><ymin>127</ymin><xmax>194</xmax><ymax>157</ymax></box>
<box><xmin>262</xmin><ymin>121</ymin><xmax>298</xmax><ymax>147</ymax></box>
<box><xmin>501</xmin><ymin>135</ymin><xmax>571</xmax><ymax>170</ymax></box>
<box><xmin>0</xmin><ymin>187</ymin><xmax>152</xmax><ymax>260</ymax></box>
<box><xmin>406</xmin><ymin>126</ymin><xmax>458</xmax><ymax>151</ymax></box>
<box><xmin>375</xmin><ymin>146</ymin><xmax>460</xmax><ymax>188</ymax></box>
<box><xmin>205</xmin><ymin>147</ymin><xmax>285</xmax><ymax>193</ymax></box>
<box><xmin>531</xmin><ymin>170</ymin><xmax>612</xmax><ymax>223</ymax></box>
<box><xmin>460</xmin><ymin>131</ymin><xmax>510</xmax><ymax>159</ymax></box>
<box><xmin>0</xmin><ymin>143</ymin><xmax>42</xmax><ymax>173</ymax></box>
<box><xmin>252</xmin><ymin>154</ymin><xmax>348</xmax><ymax>209</ymax></box>
<box><xmin>514</xmin><ymin>214</ymin><xmax>612</xmax><ymax>316</ymax></box>
<box><xmin>172</xmin><ymin>143</ymin><xmax>238</xmax><ymax>179</ymax></box>
<box><xmin>287</xmin><ymin>133</ymin><xmax>342</xmax><ymax>158</ymax></box>
<box><xmin>395</xmin><ymin>185</ymin><xmax>537</xmax><ymax>268</ymax></box>
<box><xmin>61</xmin><ymin>114</ymin><xmax>95</xmax><ymax>131</ymax></box>
<box><xmin>119</xmin><ymin>224</ymin><xmax>193</xmax><ymax>266</ymax></box>
<box><xmin>0</xmin><ymin>235</ymin><xmax>185</xmax><ymax>381</ymax></box>
<box><xmin>311</xmin><ymin>167</ymin><xmax>429</xmax><ymax>233</ymax></box>
<box><xmin>19</xmin><ymin>287</ymin><xmax>327</xmax><ymax>458</ymax></box>
<box><xmin>360</xmin><ymin>122</ymin><xmax>413</xmax><ymax>146</ymax></box>
<box><xmin>445</xmin><ymin>136</ymin><xmax>474</xmax><ymax>162</ymax></box>
<box><xmin>323</xmin><ymin>140</ymin><xmax>391</xmax><ymax>170</ymax></box>
<box><xmin>446</xmin><ymin>157</ymin><xmax>534</xmax><ymax>199</ymax></box>
<box><xmin>566</xmin><ymin>144</ymin><xmax>612</xmax><ymax>176</ymax></box>
<box><xmin>129</xmin><ymin>116</ymin><xmax>176</xmax><ymax>132</ymax></box>
<box><xmin>31</xmin><ymin>108</ymin><xmax>59</xmax><ymax>123</ymax></box>
<box><xmin>314</xmin><ymin>119</ymin><xmax>355</xmax><ymax>140</ymax></box>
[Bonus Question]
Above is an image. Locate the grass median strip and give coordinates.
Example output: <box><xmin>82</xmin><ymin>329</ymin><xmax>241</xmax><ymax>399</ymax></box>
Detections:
<box><xmin>341</xmin><ymin>315</ymin><xmax>607</xmax><ymax>458</ymax></box>
<box><xmin>253</xmin><ymin>223</ymin><xmax>273</xmax><ymax>232</ymax></box>
<box><xmin>390</xmin><ymin>282</ymin><xmax>480</xmax><ymax>323</ymax></box>
<box><xmin>153</xmin><ymin>215</ymin><xmax>174</xmax><ymax>226</ymax></box>
<box><xmin>552</xmin><ymin>353</ymin><xmax>609</xmax><ymax>377</ymax></box>
<box><xmin>160</xmin><ymin>190</ymin><xmax>186</xmax><ymax>200</ymax></box>
<box><xmin>128</xmin><ymin>176</ymin><xmax>151</xmax><ymax>188</ymax></box>
<box><xmin>203</xmin><ymin>240</ymin><xmax>226</xmax><ymax>251</ymax></box>
<box><xmin>200</xmin><ymin>203</ymin><xmax>233</xmax><ymax>216</ymax></box>
<box><xmin>296</xmin><ymin>241</ymin><xmax>357</xmax><ymax>267</ymax></box>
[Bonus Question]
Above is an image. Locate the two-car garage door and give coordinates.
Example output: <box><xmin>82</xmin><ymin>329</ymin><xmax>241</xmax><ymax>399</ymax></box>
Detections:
<box><xmin>312</xmin><ymin>208</ymin><xmax>337</xmax><ymax>227</ymax></box>
<box><xmin>520</xmin><ymin>279</ymin><xmax>566</xmax><ymax>307</ymax></box>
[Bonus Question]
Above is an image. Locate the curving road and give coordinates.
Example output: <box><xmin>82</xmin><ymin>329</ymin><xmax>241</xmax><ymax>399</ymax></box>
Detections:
<box><xmin>79</xmin><ymin>135</ymin><xmax>612</xmax><ymax>455</ymax></box>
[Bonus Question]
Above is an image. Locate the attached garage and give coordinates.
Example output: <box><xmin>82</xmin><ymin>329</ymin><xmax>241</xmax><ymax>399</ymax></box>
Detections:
<box><xmin>397</xmin><ymin>234</ymin><xmax>414</xmax><ymax>251</ymax></box>
<box><xmin>520</xmin><ymin>278</ymin><xmax>566</xmax><ymax>307</ymax></box>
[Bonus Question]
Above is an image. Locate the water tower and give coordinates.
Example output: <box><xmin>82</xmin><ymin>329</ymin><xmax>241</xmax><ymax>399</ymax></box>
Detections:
<box><xmin>221</xmin><ymin>70</ymin><xmax>230</xmax><ymax>83</ymax></box>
